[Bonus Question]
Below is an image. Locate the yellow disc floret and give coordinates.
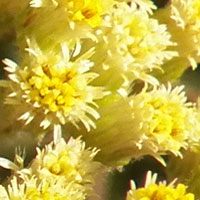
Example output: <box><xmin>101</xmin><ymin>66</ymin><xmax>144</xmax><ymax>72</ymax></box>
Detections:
<box><xmin>69</xmin><ymin>0</ymin><xmax>103</xmax><ymax>27</ymax></box>
<box><xmin>127</xmin><ymin>171</ymin><xmax>195</xmax><ymax>200</ymax></box>
<box><xmin>147</xmin><ymin>97</ymin><xmax>187</xmax><ymax>140</ymax></box>
<box><xmin>30</xmin><ymin>0</ymin><xmax>107</xmax><ymax>28</ymax></box>
<box><xmin>43</xmin><ymin>150</ymin><xmax>77</xmax><ymax>178</ymax></box>
<box><xmin>27</xmin><ymin>64</ymin><xmax>78</xmax><ymax>113</ymax></box>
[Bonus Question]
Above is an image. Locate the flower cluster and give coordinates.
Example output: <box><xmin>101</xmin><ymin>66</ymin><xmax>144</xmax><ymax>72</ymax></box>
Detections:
<box><xmin>2</xmin><ymin>39</ymin><xmax>106</xmax><ymax>130</ymax></box>
<box><xmin>75</xmin><ymin>84</ymin><xmax>200</xmax><ymax>167</ymax></box>
<box><xmin>1</xmin><ymin>0</ymin><xmax>200</xmax><ymax>199</ymax></box>
<box><xmin>0</xmin><ymin>125</ymin><xmax>102</xmax><ymax>199</ymax></box>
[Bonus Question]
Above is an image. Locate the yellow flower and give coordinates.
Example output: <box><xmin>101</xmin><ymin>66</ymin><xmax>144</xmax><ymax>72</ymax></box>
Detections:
<box><xmin>30</xmin><ymin>0</ymin><xmax>109</xmax><ymax>28</ymax></box>
<box><xmin>88</xmin><ymin>2</ymin><xmax>176</xmax><ymax>92</ymax></box>
<box><xmin>74</xmin><ymin>84</ymin><xmax>200</xmax><ymax>167</ymax></box>
<box><xmin>30</xmin><ymin>125</ymin><xmax>102</xmax><ymax>197</ymax></box>
<box><xmin>69</xmin><ymin>0</ymin><xmax>103</xmax><ymax>28</ymax></box>
<box><xmin>154</xmin><ymin>0</ymin><xmax>200</xmax><ymax>71</ymax></box>
<box><xmin>16</xmin><ymin>0</ymin><xmax>115</xmax><ymax>68</ymax></box>
<box><xmin>0</xmin><ymin>126</ymin><xmax>102</xmax><ymax>199</ymax></box>
<box><xmin>0</xmin><ymin>176</ymin><xmax>85</xmax><ymax>200</ymax></box>
<box><xmin>126</xmin><ymin>171</ymin><xmax>195</xmax><ymax>200</ymax></box>
<box><xmin>1</xmin><ymin>39</ymin><xmax>106</xmax><ymax>130</ymax></box>
<box><xmin>130</xmin><ymin>84</ymin><xmax>200</xmax><ymax>157</ymax></box>
<box><xmin>170</xmin><ymin>0</ymin><xmax>200</xmax><ymax>69</ymax></box>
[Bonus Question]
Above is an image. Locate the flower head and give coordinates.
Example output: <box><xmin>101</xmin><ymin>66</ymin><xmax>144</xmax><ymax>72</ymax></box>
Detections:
<box><xmin>126</xmin><ymin>171</ymin><xmax>195</xmax><ymax>200</ymax></box>
<box><xmin>130</xmin><ymin>84</ymin><xmax>200</xmax><ymax>157</ymax></box>
<box><xmin>30</xmin><ymin>0</ymin><xmax>111</xmax><ymax>28</ymax></box>
<box><xmin>171</xmin><ymin>0</ymin><xmax>200</xmax><ymax>69</ymax></box>
<box><xmin>2</xmin><ymin>39</ymin><xmax>106</xmax><ymax>130</ymax></box>
<box><xmin>76</xmin><ymin>84</ymin><xmax>200</xmax><ymax>167</ymax></box>
<box><xmin>0</xmin><ymin>125</ymin><xmax>102</xmax><ymax>199</ymax></box>
<box><xmin>155</xmin><ymin>0</ymin><xmax>200</xmax><ymax>70</ymax></box>
<box><xmin>88</xmin><ymin>2</ymin><xmax>176</xmax><ymax>92</ymax></box>
<box><xmin>16</xmin><ymin>0</ymin><xmax>115</xmax><ymax>53</ymax></box>
<box><xmin>30</xmin><ymin>125</ymin><xmax>101</xmax><ymax>196</ymax></box>
<box><xmin>0</xmin><ymin>176</ymin><xmax>85</xmax><ymax>200</ymax></box>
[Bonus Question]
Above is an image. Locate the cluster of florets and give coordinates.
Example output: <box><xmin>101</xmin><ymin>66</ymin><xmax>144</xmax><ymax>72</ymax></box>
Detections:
<box><xmin>1</xmin><ymin>0</ymin><xmax>200</xmax><ymax>199</ymax></box>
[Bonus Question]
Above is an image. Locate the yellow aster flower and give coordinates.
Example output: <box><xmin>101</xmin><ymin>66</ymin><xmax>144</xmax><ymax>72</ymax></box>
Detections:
<box><xmin>30</xmin><ymin>0</ymin><xmax>110</xmax><ymax>28</ymax></box>
<box><xmin>128</xmin><ymin>84</ymin><xmax>200</xmax><ymax>157</ymax></box>
<box><xmin>1</xmin><ymin>39</ymin><xmax>106</xmax><ymax>130</ymax></box>
<box><xmin>0</xmin><ymin>176</ymin><xmax>85</xmax><ymax>200</ymax></box>
<box><xmin>153</xmin><ymin>0</ymin><xmax>200</xmax><ymax>74</ymax></box>
<box><xmin>16</xmin><ymin>0</ymin><xmax>115</xmax><ymax>61</ymax></box>
<box><xmin>18</xmin><ymin>0</ymin><xmax>114</xmax><ymax>50</ymax></box>
<box><xmin>73</xmin><ymin>84</ymin><xmax>200</xmax><ymax>167</ymax></box>
<box><xmin>68</xmin><ymin>0</ymin><xmax>103</xmax><ymax>28</ymax></box>
<box><xmin>126</xmin><ymin>171</ymin><xmax>195</xmax><ymax>200</ymax></box>
<box><xmin>0</xmin><ymin>126</ymin><xmax>102</xmax><ymax>199</ymax></box>
<box><xmin>30</xmin><ymin>125</ymin><xmax>102</xmax><ymax>197</ymax></box>
<box><xmin>88</xmin><ymin>2</ymin><xmax>176</xmax><ymax>92</ymax></box>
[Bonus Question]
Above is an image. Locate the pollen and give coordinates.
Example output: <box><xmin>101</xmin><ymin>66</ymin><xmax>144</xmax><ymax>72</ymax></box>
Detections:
<box><xmin>70</xmin><ymin>0</ymin><xmax>103</xmax><ymax>27</ymax></box>
<box><xmin>46</xmin><ymin>151</ymin><xmax>76</xmax><ymax>177</ymax></box>
<box><xmin>147</xmin><ymin>98</ymin><xmax>186</xmax><ymax>140</ymax></box>
<box><xmin>31</xmin><ymin>0</ymin><xmax>105</xmax><ymax>28</ymax></box>
<box><xmin>27</xmin><ymin>65</ymin><xmax>77</xmax><ymax>113</ymax></box>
